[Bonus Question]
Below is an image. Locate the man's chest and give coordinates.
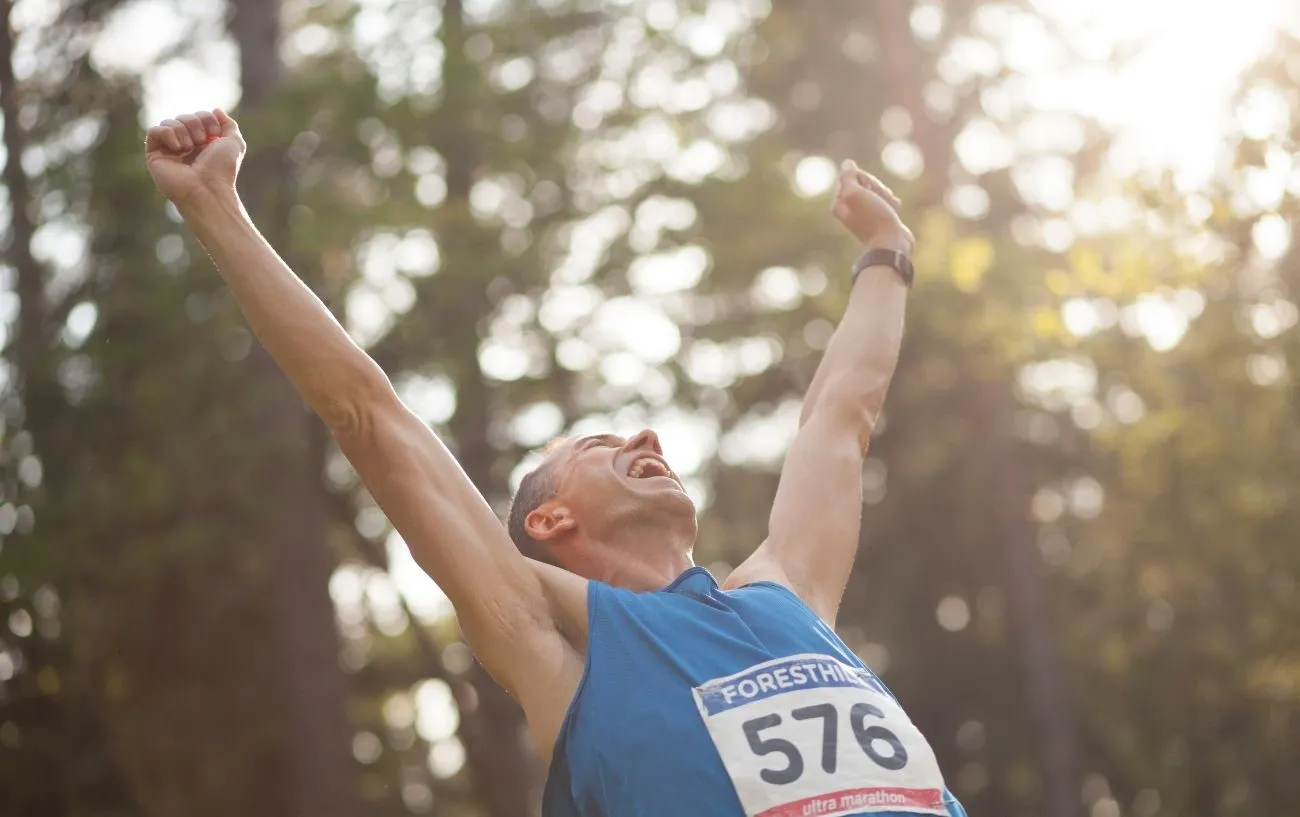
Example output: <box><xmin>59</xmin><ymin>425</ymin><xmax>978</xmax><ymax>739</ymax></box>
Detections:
<box><xmin>690</xmin><ymin>653</ymin><xmax>950</xmax><ymax>817</ymax></box>
<box><xmin>570</xmin><ymin>650</ymin><xmax>950</xmax><ymax>817</ymax></box>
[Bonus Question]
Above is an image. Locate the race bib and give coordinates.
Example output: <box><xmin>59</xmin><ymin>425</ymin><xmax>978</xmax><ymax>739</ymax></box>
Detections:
<box><xmin>692</xmin><ymin>654</ymin><xmax>948</xmax><ymax>817</ymax></box>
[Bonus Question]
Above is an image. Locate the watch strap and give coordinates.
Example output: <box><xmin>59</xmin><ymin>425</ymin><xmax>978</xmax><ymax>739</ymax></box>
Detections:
<box><xmin>851</xmin><ymin>248</ymin><xmax>914</xmax><ymax>288</ymax></box>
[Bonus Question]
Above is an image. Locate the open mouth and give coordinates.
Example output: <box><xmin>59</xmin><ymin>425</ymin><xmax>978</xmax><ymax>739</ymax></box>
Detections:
<box><xmin>627</xmin><ymin>455</ymin><xmax>679</xmax><ymax>486</ymax></box>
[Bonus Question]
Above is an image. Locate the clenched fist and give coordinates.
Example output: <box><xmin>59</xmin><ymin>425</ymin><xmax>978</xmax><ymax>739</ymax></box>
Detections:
<box><xmin>145</xmin><ymin>109</ymin><xmax>246</xmax><ymax>206</ymax></box>
<box><xmin>831</xmin><ymin>160</ymin><xmax>914</xmax><ymax>253</ymax></box>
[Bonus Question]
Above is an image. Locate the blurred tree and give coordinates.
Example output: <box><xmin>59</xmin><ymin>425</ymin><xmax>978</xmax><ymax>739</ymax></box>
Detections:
<box><xmin>2</xmin><ymin>0</ymin><xmax>361</xmax><ymax>814</ymax></box>
<box><xmin>0</xmin><ymin>0</ymin><xmax>139</xmax><ymax>814</ymax></box>
<box><xmin>6</xmin><ymin>3</ymin><xmax>1300</xmax><ymax>817</ymax></box>
<box><xmin>1045</xmin><ymin>34</ymin><xmax>1300</xmax><ymax>816</ymax></box>
<box><xmin>651</xmin><ymin>3</ymin><xmax>1106</xmax><ymax>816</ymax></box>
<box><xmin>226</xmin><ymin>0</ymin><xmax>363</xmax><ymax>814</ymax></box>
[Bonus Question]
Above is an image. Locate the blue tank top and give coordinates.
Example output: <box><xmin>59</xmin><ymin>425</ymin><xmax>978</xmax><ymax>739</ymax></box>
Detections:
<box><xmin>543</xmin><ymin>567</ymin><xmax>968</xmax><ymax>817</ymax></box>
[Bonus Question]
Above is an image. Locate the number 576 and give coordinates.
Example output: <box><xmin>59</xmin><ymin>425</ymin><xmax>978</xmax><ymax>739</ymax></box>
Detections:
<box><xmin>743</xmin><ymin>702</ymin><xmax>908</xmax><ymax>785</ymax></box>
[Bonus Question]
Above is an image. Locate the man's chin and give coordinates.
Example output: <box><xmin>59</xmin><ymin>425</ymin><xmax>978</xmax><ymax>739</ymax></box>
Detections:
<box><xmin>629</xmin><ymin>478</ymin><xmax>695</xmax><ymax>512</ymax></box>
<box><xmin>663</xmin><ymin>482</ymin><xmax>697</xmax><ymax>512</ymax></box>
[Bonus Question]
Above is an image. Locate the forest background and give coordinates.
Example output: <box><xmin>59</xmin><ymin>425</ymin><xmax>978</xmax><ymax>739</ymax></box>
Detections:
<box><xmin>2</xmin><ymin>1</ymin><xmax>1300</xmax><ymax>816</ymax></box>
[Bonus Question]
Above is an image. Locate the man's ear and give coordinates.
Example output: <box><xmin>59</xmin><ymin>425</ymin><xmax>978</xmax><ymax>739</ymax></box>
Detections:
<box><xmin>525</xmin><ymin>502</ymin><xmax>577</xmax><ymax>542</ymax></box>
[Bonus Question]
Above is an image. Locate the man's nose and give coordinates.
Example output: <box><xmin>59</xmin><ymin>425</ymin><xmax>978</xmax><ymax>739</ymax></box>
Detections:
<box><xmin>626</xmin><ymin>428</ymin><xmax>662</xmax><ymax>456</ymax></box>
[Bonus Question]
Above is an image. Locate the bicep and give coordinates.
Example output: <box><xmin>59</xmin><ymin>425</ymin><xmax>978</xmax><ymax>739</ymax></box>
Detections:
<box><xmin>334</xmin><ymin>387</ymin><xmax>568</xmax><ymax>693</ymax></box>
<box><xmin>729</xmin><ymin>411</ymin><xmax>865</xmax><ymax>625</ymax></box>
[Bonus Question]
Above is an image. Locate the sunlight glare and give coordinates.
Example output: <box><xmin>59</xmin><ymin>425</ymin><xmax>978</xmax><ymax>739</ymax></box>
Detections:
<box><xmin>386</xmin><ymin>533</ymin><xmax>453</xmax><ymax>624</ymax></box>
<box><xmin>1123</xmin><ymin>293</ymin><xmax>1190</xmax><ymax>352</ymax></box>
<box><xmin>794</xmin><ymin>156</ymin><xmax>837</xmax><ymax>198</ymax></box>
<box><xmin>1033</xmin><ymin>0</ymin><xmax>1300</xmax><ymax>188</ymax></box>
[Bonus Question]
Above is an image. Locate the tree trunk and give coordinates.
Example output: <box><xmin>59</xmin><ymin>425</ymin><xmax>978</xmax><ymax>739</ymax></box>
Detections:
<box><xmin>978</xmin><ymin>381</ymin><xmax>1081</xmax><ymax>817</ymax></box>
<box><xmin>436</xmin><ymin>0</ymin><xmax>539</xmax><ymax>813</ymax></box>
<box><xmin>66</xmin><ymin>90</ymin><xmax>290</xmax><ymax>817</ymax></box>
<box><xmin>0</xmin><ymin>0</ymin><xmax>60</xmax><ymax>443</ymax></box>
<box><xmin>227</xmin><ymin>1</ymin><xmax>362</xmax><ymax>816</ymax></box>
<box><xmin>1</xmin><ymin>6</ymin><xmax>69</xmax><ymax>814</ymax></box>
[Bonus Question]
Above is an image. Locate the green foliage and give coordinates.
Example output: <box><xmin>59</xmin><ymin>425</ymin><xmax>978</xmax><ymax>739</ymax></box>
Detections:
<box><xmin>3</xmin><ymin>2</ymin><xmax>1300</xmax><ymax>817</ymax></box>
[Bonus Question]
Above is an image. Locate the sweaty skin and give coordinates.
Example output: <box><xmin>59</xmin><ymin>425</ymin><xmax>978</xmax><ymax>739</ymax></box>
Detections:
<box><xmin>144</xmin><ymin>110</ymin><xmax>913</xmax><ymax>761</ymax></box>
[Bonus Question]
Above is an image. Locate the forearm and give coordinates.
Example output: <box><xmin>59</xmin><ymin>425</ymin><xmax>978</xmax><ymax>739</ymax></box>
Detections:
<box><xmin>179</xmin><ymin>189</ymin><xmax>386</xmax><ymax>429</ymax></box>
<box><xmin>798</xmin><ymin>255</ymin><xmax>909</xmax><ymax>443</ymax></box>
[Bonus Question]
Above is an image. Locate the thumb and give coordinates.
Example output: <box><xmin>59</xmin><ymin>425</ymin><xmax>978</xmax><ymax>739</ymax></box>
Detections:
<box><xmin>213</xmin><ymin>108</ymin><xmax>240</xmax><ymax>138</ymax></box>
<box><xmin>839</xmin><ymin>159</ymin><xmax>861</xmax><ymax>185</ymax></box>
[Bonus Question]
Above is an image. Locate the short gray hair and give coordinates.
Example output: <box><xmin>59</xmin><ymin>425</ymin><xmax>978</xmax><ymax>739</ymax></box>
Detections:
<box><xmin>505</xmin><ymin>438</ymin><xmax>569</xmax><ymax>565</ymax></box>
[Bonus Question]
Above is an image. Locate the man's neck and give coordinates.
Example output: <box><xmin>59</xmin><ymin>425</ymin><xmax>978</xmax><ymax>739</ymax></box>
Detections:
<box><xmin>584</xmin><ymin>524</ymin><xmax>696</xmax><ymax>591</ymax></box>
<box><xmin>602</xmin><ymin>551</ymin><xmax>694</xmax><ymax>592</ymax></box>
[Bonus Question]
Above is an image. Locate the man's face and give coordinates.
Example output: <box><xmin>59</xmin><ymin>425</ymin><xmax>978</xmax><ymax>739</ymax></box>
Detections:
<box><xmin>538</xmin><ymin>429</ymin><xmax>696</xmax><ymax>545</ymax></box>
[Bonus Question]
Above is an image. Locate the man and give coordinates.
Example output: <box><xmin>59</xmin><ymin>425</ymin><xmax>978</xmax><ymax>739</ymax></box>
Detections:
<box><xmin>145</xmin><ymin>109</ymin><xmax>967</xmax><ymax>817</ymax></box>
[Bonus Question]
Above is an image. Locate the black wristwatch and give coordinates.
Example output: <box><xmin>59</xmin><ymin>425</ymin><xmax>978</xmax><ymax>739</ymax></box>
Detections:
<box><xmin>851</xmin><ymin>248</ymin><xmax>914</xmax><ymax>288</ymax></box>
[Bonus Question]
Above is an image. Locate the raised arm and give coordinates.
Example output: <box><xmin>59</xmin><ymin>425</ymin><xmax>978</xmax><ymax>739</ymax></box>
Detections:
<box><xmin>725</xmin><ymin>162</ymin><xmax>913</xmax><ymax>625</ymax></box>
<box><xmin>144</xmin><ymin>111</ymin><xmax>584</xmax><ymax>725</ymax></box>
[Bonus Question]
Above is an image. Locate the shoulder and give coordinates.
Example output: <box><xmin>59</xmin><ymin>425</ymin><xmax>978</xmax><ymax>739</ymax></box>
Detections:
<box><xmin>722</xmin><ymin>560</ymin><xmax>840</xmax><ymax>628</ymax></box>
<box><xmin>724</xmin><ymin>549</ymin><xmax>842</xmax><ymax>626</ymax></box>
<box><xmin>720</xmin><ymin>554</ymin><xmax>792</xmax><ymax>595</ymax></box>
